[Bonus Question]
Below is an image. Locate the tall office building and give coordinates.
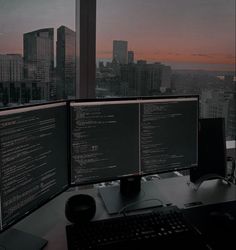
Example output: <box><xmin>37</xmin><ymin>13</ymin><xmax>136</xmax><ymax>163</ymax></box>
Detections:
<box><xmin>160</xmin><ymin>65</ymin><xmax>172</xmax><ymax>92</ymax></box>
<box><xmin>0</xmin><ymin>54</ymin><xmax>23</xmax><ymax>105</ymax></box>
<box><xmin>24</xmin><ymin>28</ymin><xmax>54</xmax><ymax>100</ymax></box>
<box><xmin>128</xmin><ymin>51</ymin><xmax>134</xmax><ymax>64</ymax></box>
<box><xmin>201</xmin><ymin>89</ymin><xmax>236</xmax><ymax>140</ymax></box>
<box><xmin>113</xmin><ymin>40</ymin><xmax>128</xmax><ymax>65</ymax></box>
<box><xmin>0</xmin><ymin>54</ymin><xmax>23</xmax><ymax>82</ymax></box>
<box><xmin>120</xmin><ymin>62</ymin><xmax>172</xmax><ymax>96</ymax></box>
<box><xmin>56</xmin><ymin>26</ymin><xmax>76</xmax><ymax>99</ymax></box>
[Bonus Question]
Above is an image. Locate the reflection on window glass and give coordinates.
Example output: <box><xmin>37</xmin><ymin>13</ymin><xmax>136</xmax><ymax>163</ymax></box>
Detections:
<box><xmin>0</xmin><ymin>0</ymin><xmax>75</xmax><ymax>105</ymax></box>
<box><xmin>96</xmin><ymin>0</ymin><xmax>235</xmax><ymax>141</ymax></box>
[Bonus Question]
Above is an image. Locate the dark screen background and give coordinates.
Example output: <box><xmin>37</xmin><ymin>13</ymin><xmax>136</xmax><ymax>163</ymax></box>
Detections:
<box><xmin>141</xmin><ymin>100</ymin><xmax>198</xmax><ymax>173</ymax></box>
<box><xmin>71</xmin><ymin>103</ymin><xmax>139</xmax><ymax>184</ymax></box>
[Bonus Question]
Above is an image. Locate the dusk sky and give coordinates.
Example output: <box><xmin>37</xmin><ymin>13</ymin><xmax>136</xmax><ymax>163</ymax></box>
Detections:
<box><xmin>0</xmin><ymin>0</ymin><xmax>235</xmax><ymax>71</ymax></box>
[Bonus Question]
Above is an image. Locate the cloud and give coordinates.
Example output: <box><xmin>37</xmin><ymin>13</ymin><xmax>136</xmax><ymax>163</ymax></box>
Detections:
<box><xmin>168</xmin><ymin>52</ymin><xmax>182</xmax><ymax>56</ymax></box>
<box><xmin>191</xmin><ymin>53</ymin><xmax>212</xmax><ymax>58</ymax></box>
<box><xmin>224</xmin><ymin>55</ymin><xmax>235</xmax><ymax>59</ymax></box>
<box><xmin>97</xmin><ymin>50</ymin><xmax>112</xmax><ymax>55</ymax></box>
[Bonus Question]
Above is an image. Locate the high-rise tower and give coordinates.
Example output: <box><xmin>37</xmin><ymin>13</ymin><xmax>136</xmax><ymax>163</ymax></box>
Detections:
<box><xmin>24</xmin><ymin>28</ymin><xmax>54</xmax><ymax>100</ymax></box>
<box><xmin>113</xmin><ymin>40</ymin><xmax>128</xmax><ymax>65</ymax></box>
<box><xmin>128</xmin><ymin>51</ymin><xmax>134</xmax><ymax>64</ymax></box>
<box><xmin>56</xmin><ymin>26</ymin><xmax>76</xmax><ymax>99</ymax></box>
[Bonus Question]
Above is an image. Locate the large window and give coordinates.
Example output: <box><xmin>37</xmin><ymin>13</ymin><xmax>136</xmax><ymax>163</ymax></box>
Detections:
<box><xmin>0</xmin><ymin>0</ymin><xmax>235</xmax><ymax>142</ymax></box>
<box><xmin>0</xmin><ymin>0</ymin><xmax>75</xmax><ymax>104</ymax></box>
<box><xmin>96</xmin><ymin>0</ymin><xmax>235</xmax><ymax>142</ymax></box>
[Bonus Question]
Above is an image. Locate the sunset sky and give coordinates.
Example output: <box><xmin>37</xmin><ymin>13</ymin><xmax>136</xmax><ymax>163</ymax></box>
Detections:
<box><xmin>0</xmin><ymin>0</ymin><xmax>235</xmax><ymax>71</ymax></box>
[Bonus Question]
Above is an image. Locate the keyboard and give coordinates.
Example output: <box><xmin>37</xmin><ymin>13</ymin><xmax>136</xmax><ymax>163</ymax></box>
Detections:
<box><xmin>66</xmin><ymin>206</ymin><xmax>209</xmax><ymax>250</ymax></box>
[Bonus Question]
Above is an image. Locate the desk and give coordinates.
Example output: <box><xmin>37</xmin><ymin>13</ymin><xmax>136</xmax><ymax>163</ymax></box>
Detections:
<box><xmin>10</xmin><ymin>176</ymin><xmax>236</xmax><ymax>249</ymax></box>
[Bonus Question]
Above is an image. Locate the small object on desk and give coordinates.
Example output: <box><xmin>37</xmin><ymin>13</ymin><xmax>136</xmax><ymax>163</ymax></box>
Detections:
<box><xmin>226</xmin><ymin>156</ymin><xmax>236</xmax><ymax>183</ymax></box>
<box><xmin>65</xmin><ymin>194</ymin><xmax>96</xmax><ymax>224</ymax></box>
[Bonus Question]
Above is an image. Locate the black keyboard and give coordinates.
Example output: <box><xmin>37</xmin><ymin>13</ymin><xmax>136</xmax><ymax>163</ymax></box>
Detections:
<box><xmin>66</xmin><ymin>206</ymin><xmax>208</xmax><ymax>250</ymax></box>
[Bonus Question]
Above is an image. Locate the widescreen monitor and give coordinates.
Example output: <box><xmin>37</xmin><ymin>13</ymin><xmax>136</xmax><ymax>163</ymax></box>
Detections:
<box><xmin>0</xmin><ymin>102</ymin><xmax>68</xmax><ymax>233</ymax></box>
<box><xmin>70</xmin><ymin>96</ymin><xmax>199</xmax><ymax>213</ymax></box>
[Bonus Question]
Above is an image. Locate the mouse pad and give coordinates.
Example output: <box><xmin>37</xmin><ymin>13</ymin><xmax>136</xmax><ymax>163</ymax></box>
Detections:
<box><xmin>183</xmin><ymin>200</ymin><xmax>236</xmax><ymax>249</ymax></box>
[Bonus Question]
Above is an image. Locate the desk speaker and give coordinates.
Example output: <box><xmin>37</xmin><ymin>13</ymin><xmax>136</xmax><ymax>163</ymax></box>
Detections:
<box><xmin>190</xmin><ymin>118</ymin><xmax>227</xmax><ymax>184</ymax></box>
<box><xmin>65</xmin><ymin>194</ymin><xmax>96</xmax><ymax>224</ymax></box>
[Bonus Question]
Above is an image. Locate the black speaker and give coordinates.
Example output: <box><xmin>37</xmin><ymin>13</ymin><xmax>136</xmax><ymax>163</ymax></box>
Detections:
<box><xmin>65</xmin><ymin>194</ymin><xmax>96</xmax><ymax>224</ymax></box>
<box><xmin>190</xmin><ymin>118</ymin><xmax>227</xmax><ymax>185</ymax></box>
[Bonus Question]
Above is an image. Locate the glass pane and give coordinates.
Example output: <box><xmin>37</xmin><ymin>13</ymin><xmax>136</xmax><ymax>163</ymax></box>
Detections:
<box><xmin>96</xmin><ymin>0</ymin><xmax>235</xmax><ymax>141</ymax></box>
<box><xmin>0</xmin><ymin>0</ymin><xmax>75</xmax><ymax>106</ymax></box>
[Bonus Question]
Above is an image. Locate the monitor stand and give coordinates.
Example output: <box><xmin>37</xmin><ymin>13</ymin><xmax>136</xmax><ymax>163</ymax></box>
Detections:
<box><xmin>99</xmin><ymin>176</ymin><xmax>171</xmax><ymax>214</ymax></box>
<box><xmin>0</xmin><ymin>228</ymin><xmax>48</xmax><ymax>250</ymax></box>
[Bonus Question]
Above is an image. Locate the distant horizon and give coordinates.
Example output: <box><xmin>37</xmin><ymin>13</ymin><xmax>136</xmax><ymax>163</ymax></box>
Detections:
<box><xmin>96</xmin><ymin>56</ymin><xmax>235</xmax><ymax>73</ymax></box>
<box><xmin>0</xmin><ymin>50</ymin><xmax>234</xmax><ymax>73</ymax></box>
<box><xmin>0</xmin><ymin>25</ymin><xmax>234</xmax><ymax>72</ymax></box>
<box><xmin>0</xmin><ymin>0</ymin><xmax>235</xmax><ymax>72</ymax></box>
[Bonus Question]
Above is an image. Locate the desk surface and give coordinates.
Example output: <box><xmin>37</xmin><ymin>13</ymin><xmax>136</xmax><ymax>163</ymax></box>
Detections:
<box><xmin>10</xmin><ymin>176</ymin><xmax>236</xmax><ymax>249</ymax></box>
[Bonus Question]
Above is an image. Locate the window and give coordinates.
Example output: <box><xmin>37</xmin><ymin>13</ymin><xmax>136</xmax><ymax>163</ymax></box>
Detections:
<box><xmin>0</xmin><ymin>0</ymin><xmax>235</xmax><ymax>143</ymax></box>
<box><xmin>0</xmin><ymin>0</ymin><xmax>75</xmax><ymax>104</ymax></box>
<box><xmin>95</xmin><ymin>0</ymin><xmax>235</xmax><ymax>142</ymax></box>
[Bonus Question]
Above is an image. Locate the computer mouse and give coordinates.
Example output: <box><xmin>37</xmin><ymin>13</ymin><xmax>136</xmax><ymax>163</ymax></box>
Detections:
<box><xmin>65</xmin><ymin>194</ymin><xmax>96</xmax><ymax>224</ymax></box>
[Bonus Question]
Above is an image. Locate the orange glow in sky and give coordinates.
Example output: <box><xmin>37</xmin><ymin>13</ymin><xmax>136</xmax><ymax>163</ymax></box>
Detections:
<box><xmin>97</xmin><ymin>48</ymin><xmax>235</xmax><ymax>66</ymax></box>
<box><xmin>0</xmin><ymin>0</ymin><xmax>235</xmax><ymax>71</ymax></box>
<box><xmin>96</xmin><ymin>0</ymin><xmax>235</xmax><ymax>71</ymax></box>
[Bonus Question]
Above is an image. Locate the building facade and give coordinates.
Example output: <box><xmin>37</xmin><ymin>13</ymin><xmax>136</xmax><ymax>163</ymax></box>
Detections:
<box><xmin>128</xmin><ymin>51</ymin><xmax>134</xmax><ymax>64</ymax></box>
<box><xmin>201</xmin><ymin>89</ymin><xmax>236</xmax><ymax>140</ymax></box>
<box><xmin>120</xmin><ymin>61</ymin><xmax>172</xmax><ymax>96</ymax></box>
<box><xmin>113</xmin><ymin>40</ymin><xmax>128</xmax><ymax>65</ymax></box>
<box><xmin>56</xmin><ymin>26</ymin><xmax>76</xmax><ymax>99</ymax></box>
<box><xmin>24</xmin><ymin>28</ymin><xmax>54</xmax><ymax>100</ymax></box>
<box><xmin>0</xmin><ymin>54</ymin><xmax>23</xmax><ymax>82</ymax></box>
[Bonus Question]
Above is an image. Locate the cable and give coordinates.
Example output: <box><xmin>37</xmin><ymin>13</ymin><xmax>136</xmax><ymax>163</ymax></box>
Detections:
<box><xmin>118</xmin><ymin>191</ymin><xmax>164</xmax><ymax>216</ymax></box>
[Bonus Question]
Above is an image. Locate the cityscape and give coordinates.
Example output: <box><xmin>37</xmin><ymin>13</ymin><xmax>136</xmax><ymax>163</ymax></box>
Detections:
<box><xmin>0</xmin><ymin>24</ymin><xmax>235</xmax><ymax>140</ymax></box>
<box><xmin>0</xmin><ymin>26</ymin><xmax>76</xmax><ymax>103</ymax></box>
<box><xmin>0</xmin><ymin>1</ymin><xmax>235</xmax><ymax>247</ymax></box>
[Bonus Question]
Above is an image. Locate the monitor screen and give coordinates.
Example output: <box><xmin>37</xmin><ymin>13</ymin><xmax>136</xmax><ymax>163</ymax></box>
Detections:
<box><xmin>0</xmin><ymin>102</ymin><xmax>68</xmax><ymax>231</ymax></box>
<box><xmin>70</xmin><ymin>96</ymin><xmax>199</xmax><ymax>186</ymax></box>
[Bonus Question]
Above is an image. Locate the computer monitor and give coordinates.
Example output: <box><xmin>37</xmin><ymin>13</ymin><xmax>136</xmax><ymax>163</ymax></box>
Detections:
<box><xmin>0</xmin><ymin>102</ymin><xmax>68</xmax><ymax>248</ymax></box>
<box><xmin>70</xmin><ymin>96</ymin><xmax>199</xmax><ymax>214</ymax></box>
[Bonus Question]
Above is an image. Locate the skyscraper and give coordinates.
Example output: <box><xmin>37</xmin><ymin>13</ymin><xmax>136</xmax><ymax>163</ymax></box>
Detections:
<box><xmin>57</xmin><ymin>26</ymin><xmax>76</xmax><ymax>99</ymax></box>
<box><xmin>0</xmin><ymin>54</ymin><xmax>23</xmax><ymax>105</ymax></box>
<box><xmin>113</xmin><ymin>40</ymin><xmax>128</xmax><ymax>65</ymax></box>
<box><xmin>24</xmin><ymin>28</ymin><xmax>54</xmax><ymax>100</ymax></box>
<box><xmin>128</xmin><ymin>51</ymin><xmax>134</xmax><ymax>64</ymax></box>
<box><xmin>0</xmin><ymin>54</ymin><xmax>23</xmax><ymax>82</ymax></box>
